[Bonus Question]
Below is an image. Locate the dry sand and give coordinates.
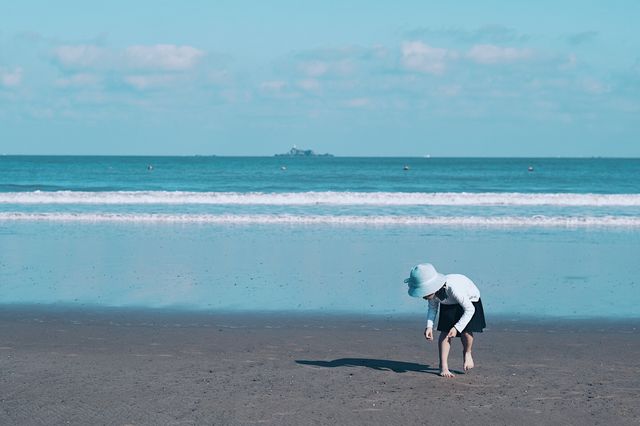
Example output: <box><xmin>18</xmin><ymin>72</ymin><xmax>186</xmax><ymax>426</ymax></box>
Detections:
<box><xmin>1</xmin><ymin>307</ymin><xmax>639</xmax><ymax>425</ymax></box>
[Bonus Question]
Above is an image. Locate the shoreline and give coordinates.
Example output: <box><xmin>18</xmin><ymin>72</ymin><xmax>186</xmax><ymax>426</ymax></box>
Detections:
<box><xmin>1</xmin><ymin>306</ymin><xmax>639</xmax><ymax>425</ymax></box>
<box><xmin>2</xmin><ymin>304</ymin><xmax>640</xmax><ymax>327</ymax></box>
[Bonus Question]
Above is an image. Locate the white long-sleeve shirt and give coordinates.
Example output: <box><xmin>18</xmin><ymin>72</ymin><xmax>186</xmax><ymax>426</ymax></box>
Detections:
<box><xmin>426</xmin><ymin>273</ymin><xmax>481</xmax><ymax>333</ymax></box>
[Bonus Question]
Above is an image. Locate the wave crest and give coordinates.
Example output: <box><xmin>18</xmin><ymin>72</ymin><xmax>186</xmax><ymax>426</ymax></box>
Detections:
<box><xmin>1</xmin><ymin>191</ymin><xmax>640</xmax><ymax>206</ymax></box>
<box><xmin>1</xmin><ymin>212</ymin><xmax>639</xmax><ymax>227</ymax></box>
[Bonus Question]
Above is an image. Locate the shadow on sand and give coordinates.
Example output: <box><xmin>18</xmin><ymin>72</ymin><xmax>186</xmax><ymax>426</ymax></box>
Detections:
<box><xmin>296</xmin><ymin>358</ymin><xmax>444</xmax><ymax>374</ymax></box>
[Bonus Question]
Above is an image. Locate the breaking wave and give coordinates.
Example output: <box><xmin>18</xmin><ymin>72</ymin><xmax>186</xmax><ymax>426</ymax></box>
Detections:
<box><xmin>1</xmin><ymin>212</ymin><xmax>639</xmax><ymax>227</ymax></box>
<box><xmin>1</xmin><ymin>191</ymin><xmax>640</xmax><ymax>206</ymax></box>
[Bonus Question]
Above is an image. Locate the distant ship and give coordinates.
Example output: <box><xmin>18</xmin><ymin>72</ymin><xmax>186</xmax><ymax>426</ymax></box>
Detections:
<box><xmin>275</xmin><ymin>145</ymin><xmax>333</xmax><ymax>157</ymax></box>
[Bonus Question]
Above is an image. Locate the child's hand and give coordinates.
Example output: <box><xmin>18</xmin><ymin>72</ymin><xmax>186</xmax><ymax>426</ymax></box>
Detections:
<box><xmin>424</xmin><ymin>327</ymin><xmax>433</xmax><ymax>341</ymax></box>
<box><xmin>447</xmin><ymin>327</ymin><xmax>458</xmax><ymax>338</ymax></box>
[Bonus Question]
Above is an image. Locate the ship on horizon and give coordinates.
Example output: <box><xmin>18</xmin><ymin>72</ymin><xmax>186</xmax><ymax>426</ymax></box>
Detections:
<box><xmin>275</xmin><ymin>145</ymin><xmax>333</xmax><ymax>157</ymax></box>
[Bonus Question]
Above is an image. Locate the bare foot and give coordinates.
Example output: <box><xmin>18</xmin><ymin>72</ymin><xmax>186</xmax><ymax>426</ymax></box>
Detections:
<box><xmin>463</xmin><ymin>352</ymin><xmax>475</xmax><ymax>371</ymax></box>
<box><xmin>439</xmin><ymin>369</ymin><xmax>455</xmax><ymax>378</ymax></box>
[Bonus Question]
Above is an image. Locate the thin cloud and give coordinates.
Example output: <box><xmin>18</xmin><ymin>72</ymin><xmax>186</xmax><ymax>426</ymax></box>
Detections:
<box><xmin>438</xmin><ymin>84</ymin><xmax>462</xmax><ymax>97</ymax></box>
<box><xmin>125</xmin><ymin>45</ymin><xmax>204</xmax><ymax>71</ymax></box>
<box><xmin>259</xmin><ymin>80</ymin><xmax>301</xmax><ymax>99</ymax></box>
<box><xmin>467</xmin><ymin>44</ymin><xmax>532</xmax><ymax>64</ymax></box>
<box><xmin>581</xmin><ymin>77</ymin><xmax>609</xmax><ymax>94</ymax></box>
<box><xmin>123</xmin><ymin>74</ymin><xmax>177</xmax><ymax>90</ymax></box>
<box><xmin>55</xmin><ymin>73</ymin><xmax>101</xmax><ymax>88</ymax></box>
<box><xmin>297</xmin><ymin>79</ymin><xmax>321</xmax><ymax>91</ymax></box>
<box><xmin>50</xmin><ymin>43</ymin><xmax>208</xmax><ymax>93</ymax></box>
<box><xmin>0</xmin><ymin>67</ymin><xmax>23</xmax><ymax>87</ymax></box>
<box><xmin>53</xmin><ymin>45</ymin><xmax>109</xmax><ymax>68</ymax></box>
<box><xmin>344</xmin><ymin>97</ymin><xmax>371</xmax><ymax>107</ymax></box>
<box><xmin>53</xmin><ymin>44</ymin><xmax>204</xmax><ymax>71</ymax></box>
<box><xmin>299</xmin><ymin>61</ymin><xmax>329</xmax><ymax>77</ymax></box>
<box><xmin>559</xmin><ymin>53</ymin><xmax>578</xmax><ymax>70</ymax></box>
<box><xmin>401</xmin><ymin>41</ymin><xmax>454</xmax><ymax>75</ymax></box>
<box><xmin>298</xmin><ymin>59</ymin><xmax>355</xmax><ymax>77</ymax></box>
<box><xmin>260</xmin><ymin>80</ymin><xmax>287</xmax><ymax>91</ymax></box>
<box><xmin>293</xmin><ymin>46</ymin><xmax>387</xmax><ymax>61</ymax></box>
<box><xmin>290</xmin><ymin>46</ymin><xmax>388</xmax><ymax>79</ymax></box>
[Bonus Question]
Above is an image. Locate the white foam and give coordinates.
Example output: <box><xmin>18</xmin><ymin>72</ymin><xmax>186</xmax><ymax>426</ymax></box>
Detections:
<box><xmin>0</xmin><ymin>191</ymin><xmax>640</xmax><ymax>206</ymax></box>
<box><xmin>1</xmin><ymin>212</ymin><xmax>639</xmax><ymax>227</ymax></box>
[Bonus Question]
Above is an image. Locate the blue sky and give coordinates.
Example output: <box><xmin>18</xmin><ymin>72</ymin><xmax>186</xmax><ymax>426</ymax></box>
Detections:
<box><xmin>1</xmin><ymin>1</ymin><xmax>639</xmax><ymax>156</ymax></box>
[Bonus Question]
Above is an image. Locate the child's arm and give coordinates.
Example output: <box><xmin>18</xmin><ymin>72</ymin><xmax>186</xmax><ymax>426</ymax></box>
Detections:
<box><xmin>426</xmin><ymin>299</ymin><xmax>439</xmax><ymax>328</ymax></box>
<box><xmin>424</xmin><ymin>299</ymin><xmax>439</xmax><ymax>341</ymax></box>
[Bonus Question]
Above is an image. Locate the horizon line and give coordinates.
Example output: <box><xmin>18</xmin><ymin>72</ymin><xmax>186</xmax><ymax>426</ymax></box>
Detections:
<box><xmin>2</xmin><ymin>154</ymin><xmax>640</xmax><ymax>159</ymax></box>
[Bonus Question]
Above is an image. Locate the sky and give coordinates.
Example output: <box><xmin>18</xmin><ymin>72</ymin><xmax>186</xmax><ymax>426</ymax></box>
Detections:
<box><xmin>1</xmin><ymin>1</ymin><xmax>639</xmax><ymax>156</ymax></box>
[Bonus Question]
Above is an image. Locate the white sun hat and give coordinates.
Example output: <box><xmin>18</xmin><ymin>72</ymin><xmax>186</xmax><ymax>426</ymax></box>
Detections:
<box><xmin>404</xmin><ymin>263</ymin><xmax>446</xmax><ymax>298</ymax></box>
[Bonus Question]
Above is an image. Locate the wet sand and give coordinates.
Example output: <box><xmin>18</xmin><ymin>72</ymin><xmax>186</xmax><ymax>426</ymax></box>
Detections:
<box><xmin>0</xmin><ymin>307</ymin><xmax>639</xmax><ymax>425</ymax></box>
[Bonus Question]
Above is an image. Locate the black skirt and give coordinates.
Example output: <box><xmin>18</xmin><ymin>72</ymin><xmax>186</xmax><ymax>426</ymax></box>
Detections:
<box><xmin>436</xmin><ymin>299</ymin><xmax>486</xmax><ymax>335</ymax></box>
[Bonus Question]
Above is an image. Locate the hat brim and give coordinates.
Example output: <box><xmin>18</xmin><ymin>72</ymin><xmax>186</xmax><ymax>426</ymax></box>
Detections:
<box><xmin>407</xmin><ymin>273</ymin><xmax>446</xmax><ymax>298</ymax></box>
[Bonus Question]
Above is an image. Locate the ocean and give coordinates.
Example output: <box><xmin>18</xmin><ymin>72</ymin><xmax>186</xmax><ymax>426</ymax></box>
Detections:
<box><xmin>1</xmin><ymin>156</ymin><xmax>639</xmax><ymax>319</ymax></box>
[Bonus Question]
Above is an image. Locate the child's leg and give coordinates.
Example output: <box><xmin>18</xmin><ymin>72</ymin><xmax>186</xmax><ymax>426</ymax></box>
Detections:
<box><xmin>438</xmin><ymin>331</ymin><xmax>455</xmax><ymax>377</ymax></box>
<box><xmin>461</xmin><ymin>332</ymin><xmax>475</xmax><ymax>371</ymax></box>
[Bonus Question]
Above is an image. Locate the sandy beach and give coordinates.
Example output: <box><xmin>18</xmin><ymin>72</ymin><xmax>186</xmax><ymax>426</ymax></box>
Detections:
<box><xmin>0</xmin><ymin>307</ymin><xmax>638</xmax><ymax>425</ymax></box>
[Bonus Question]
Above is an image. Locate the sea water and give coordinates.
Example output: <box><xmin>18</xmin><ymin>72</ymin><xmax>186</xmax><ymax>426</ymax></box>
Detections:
<box><xmin>1</xmin><ymin>156</ymin><xmax>639</xmax><ymax>319</ymax></box>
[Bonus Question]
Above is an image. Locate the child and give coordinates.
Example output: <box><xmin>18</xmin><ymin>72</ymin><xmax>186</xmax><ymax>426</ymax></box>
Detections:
<box><xmin>404</xmin><ymin>263</ymin><xmax>486</xmax><ymax>378</ymax></box>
